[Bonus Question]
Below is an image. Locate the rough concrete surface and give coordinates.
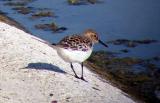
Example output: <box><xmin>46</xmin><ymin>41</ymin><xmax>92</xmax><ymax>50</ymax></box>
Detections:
<box><xmin>0</xmin><ymin>22</ymin><xmax>136</xmax><ymax>103</ymax></box>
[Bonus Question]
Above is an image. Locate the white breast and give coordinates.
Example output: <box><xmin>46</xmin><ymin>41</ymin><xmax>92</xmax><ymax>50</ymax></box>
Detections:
<box><xmin>56</xmin><ymin>47</ymin><xmax>93</xmax><ymax>63</ymax></box>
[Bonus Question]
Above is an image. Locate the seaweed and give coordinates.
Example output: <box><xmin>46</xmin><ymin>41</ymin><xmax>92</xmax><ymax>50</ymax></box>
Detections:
<box><xmin>35</xmin><ymin>22</ymin><xmax>67</xmax><ymax>33</ymax></box>
<box><xmin>86</xmin><ymin>51</ymin><xmax>160</xmax><ymax>103</ymax></box>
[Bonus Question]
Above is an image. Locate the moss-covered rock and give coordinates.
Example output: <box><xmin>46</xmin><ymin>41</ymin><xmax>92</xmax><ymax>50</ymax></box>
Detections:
<box><xmin>86</xmin><ymin>50</ymin><xmax>160</xmax><ymax>103</ymax></box>
<box><xmin>35</xmin><ymin>22</ymin><xmax>67</xmax><ymax>32</ymax></box>
<box><xmin>13</xmin><ymin>6</ymin><xmax>32</xmax><ymax>14</ymax></box>
<box><xmin>67</xmin><ymin>0</ymin><xmax>98</xmax><ymax>5</ymax></box>
<box><xmin>107</xmin><ymin>39</ymin><xmax>158</xmax><ymax>48</ymax></box>
<box><xmin>68</xmin><ymin>0</ymin><xmax>79</xmax><ymax>5</ymax></box>
<box><xmin>32</xmin><ymin>11</ymin><xmax>54</xmax><ymax>18</ymax></box>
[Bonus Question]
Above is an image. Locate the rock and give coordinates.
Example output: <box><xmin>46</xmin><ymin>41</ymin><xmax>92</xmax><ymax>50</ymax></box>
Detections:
<box><xmin>120</xmin><ymin>49</ymin><xmax>129</xmax><ymax>53</ymax></box>
<box><xmin>67</xmin><ymin>0</ymin><xmax>80</xmax><ymax>5</ymax></box>
<box><xmin>35</xmin><ymin>22</ymin><xmax>67</xmax><ymax>32</ymax></box>
<box><xmin>12</xmin><ymin>6</ymin><xmax>32</xmax><ymax>14</ymax></box>
<box><xmin>107</xmin><ymin>39</ymin><xmax>158</xmax><ymax>48</ymax></box>
<box><xmin>32</xmin><ymin>11</ymin><xmax>54</xmax><ymax>18</ymax></box>
<box><xmin>126</xmin><ymin>41</ymin><xmax>137</xmax><ymax>47</ymax></box>
<box><xmin>88</xmin><ymin>0</ymin><xmax>97</xmax><ymax>4</ymax></box>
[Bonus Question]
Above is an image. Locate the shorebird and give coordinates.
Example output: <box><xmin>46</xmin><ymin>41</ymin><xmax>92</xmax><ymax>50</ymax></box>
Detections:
<box><xmin>52</xmin><ymin>29</ymin><xmax>108</xmax><ymax>81</ymax></box>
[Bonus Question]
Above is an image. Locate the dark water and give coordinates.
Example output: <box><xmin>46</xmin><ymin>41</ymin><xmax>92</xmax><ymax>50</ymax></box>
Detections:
<box><xmin>0</xmin><ymin>0</ymin><xmax>160</xmax><ymax>59</ymax></box>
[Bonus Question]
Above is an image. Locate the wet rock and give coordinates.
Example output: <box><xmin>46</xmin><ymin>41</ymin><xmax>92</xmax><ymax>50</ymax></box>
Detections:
<box><xmin>56</xmin><ymin>27</ymin><xmax>67</xmax><ymax>32</ymax></box>
<box><xmin>126</xmin><ymin>41</ymin><xmax>137</xmax><ymax>47</ymax></box>
<box><xmin>112</xmin><ymin>57</ymin><xmax>142</xmax><ymax>66</ymax></box>
<box><xmin>120</xmin><ymin>49</ymin><xmax>129</xmax><ymax>53</ymax></box>
<box><xmin>67</xmin><ymin>0</ymin><xmax>98</xmax><ymax>5</ymax></box>
<box><xmin>133</xmin><ymin>74</ymin><xmax>151</xmax><ymax>82</ymax></box>
<box><xmin>107</xmin><ymin>39</ymin><xmax>129</xmax><ymax>45</ymax></box>
<box><xmin>0</xmin><ymin>11</ymin><xmax>7</xmax><ymax>15</ymax></box>
<box><xmin>32</xmin><ymin>11</ymin><xmax>54</xmax><ymax>18</ymax></box>
<box><xmin>88</xmin><ymin>0</ymin><xmax>97</xmax><ymax>4</ymax></box>
<box><xmin>46</xmin><ymin>22</ymin><xmax>57</xmax><ymax>32</ymax></box>
<box><xmin>68</xmin><ymin>0</ymin><xmax>80</xmax><ymax>5</ymax></box>
<box><xmin>35</xmin><ymin>24</ymin><xmax>51</xmax><ymax>31</ymax></box>
<box><xmin>153</xmin><ymin>56</ymin><xmax>160</xmax><ymax>61</ymax></box>
<box><xmin>35</xmin><ymin>22</ymin><xmax>67</xmax><ymax>32</ymax></box>
<box><xmin>107</xmin><ymin>39</ymin><xmax>158</xmax><ymax>48</ymax></box>
<box><xmin>133</xmin><ymin>39</ymin><xmax>157</xmax><ymax>44</ymax></box>
<box><xmin>12</xmin><ymin>6</ymin><xmax>32</xmax><ymax>14</ymax></box>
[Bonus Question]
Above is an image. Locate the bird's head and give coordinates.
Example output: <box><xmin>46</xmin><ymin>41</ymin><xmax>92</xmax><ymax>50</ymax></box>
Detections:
<box><xmin>84</xmin><ymin>29</ymin><xmax>108</xmax><ymax>47</ymax></box>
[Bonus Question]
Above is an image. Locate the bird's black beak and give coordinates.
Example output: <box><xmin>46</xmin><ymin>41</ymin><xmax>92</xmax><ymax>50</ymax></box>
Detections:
<box><xmin>99</xmin><ymin>40</ymin><xmax>108</xmax><ymax>47</ymax></box>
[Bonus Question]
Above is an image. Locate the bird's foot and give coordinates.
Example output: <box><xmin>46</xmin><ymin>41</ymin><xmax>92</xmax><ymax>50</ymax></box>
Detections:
<box><xmin>75</xmin><ymin>75</ymin><xmax>80</xmax><ymax>79</ymax></box>
<box><xmin>80</xmin><ymin>77</ymin><xmax>88</xmax><ymax>82</ymax></box>
<box><xmin>74</xmin><ymin>75</ymin><xmax>88</xmax><ymax>82</ymax></box>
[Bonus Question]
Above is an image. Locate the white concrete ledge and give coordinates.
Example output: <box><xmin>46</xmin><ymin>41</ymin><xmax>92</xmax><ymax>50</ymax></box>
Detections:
<box><xmin>0</xmin><ymin>22</ymin><xmax>136</xmax><ymax>103</ymax></box>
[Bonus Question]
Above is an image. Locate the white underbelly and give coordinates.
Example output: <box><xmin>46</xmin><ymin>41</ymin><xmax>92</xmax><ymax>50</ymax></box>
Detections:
<box><xmin>56</xmin><ymin>47</ymin><xmax>93</xmax><ymax>63</ymax></box>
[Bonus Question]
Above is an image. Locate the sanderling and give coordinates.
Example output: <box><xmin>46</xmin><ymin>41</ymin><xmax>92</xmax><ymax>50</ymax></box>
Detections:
<box><xmin>52</xmin><ymin>29</ymin><xmax>108</xmax><ymax>81</ymax></box>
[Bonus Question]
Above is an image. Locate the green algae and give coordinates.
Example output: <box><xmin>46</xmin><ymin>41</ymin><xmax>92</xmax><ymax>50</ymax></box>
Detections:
<box><xmin>35</xmin><ymin>22</ymin><xmax>67</xmax><ymax>33</ymax></box>
<box><xmin>32</xmin><ymin>11</ymin><xmax>54</xmax><ymax>18</ymax></box>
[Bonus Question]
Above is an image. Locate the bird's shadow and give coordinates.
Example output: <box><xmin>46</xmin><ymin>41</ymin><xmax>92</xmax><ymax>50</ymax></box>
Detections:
<box><xmin>25</xmin><ymin>62</ymin><xmax>66</xmax><ymax>74</ymax></box>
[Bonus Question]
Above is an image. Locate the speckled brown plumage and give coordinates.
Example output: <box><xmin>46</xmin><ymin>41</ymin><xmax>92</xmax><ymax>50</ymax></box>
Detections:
<box><xmin>57</xmin><ymin>34</ymin><xmax>93</xmax><ymax>51</ymax></box>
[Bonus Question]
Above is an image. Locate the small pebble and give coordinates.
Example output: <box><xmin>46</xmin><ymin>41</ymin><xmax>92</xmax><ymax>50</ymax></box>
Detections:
<box><xmin>49</xmin><ymin>93</ymin><xmax>53</xmax><ymax>96</ymax></box>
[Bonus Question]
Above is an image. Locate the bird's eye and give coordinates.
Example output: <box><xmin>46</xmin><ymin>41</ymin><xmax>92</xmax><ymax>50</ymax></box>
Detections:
<box><xmin>94</xmin><ymin>35</ymin><xmax>97</xmax><ymax>38</ymax></box>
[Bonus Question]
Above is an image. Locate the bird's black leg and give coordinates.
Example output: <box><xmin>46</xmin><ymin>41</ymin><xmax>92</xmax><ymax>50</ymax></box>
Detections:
<box><xmin>70</xmin><ymin>63</ymin><xmax>79</xmax><ymax>78</ymax></box>
<box><xmin>80</xmin><ymin>62</ymin><xmax>85</xmax><ymax>81</ymax></box>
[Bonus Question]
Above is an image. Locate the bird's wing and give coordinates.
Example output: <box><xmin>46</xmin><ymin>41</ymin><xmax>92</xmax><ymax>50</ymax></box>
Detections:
<box><xmin>57</xmin><ymin>35</ymin><xmax>92</xmax><ymax>51</ymax></box>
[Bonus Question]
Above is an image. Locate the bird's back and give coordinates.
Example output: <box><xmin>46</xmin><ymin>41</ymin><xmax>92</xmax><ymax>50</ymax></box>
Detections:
<box><xmin>57</xmin><ymin>35</ymin><xmax>93</xmax><ymax>51</ymax></box>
